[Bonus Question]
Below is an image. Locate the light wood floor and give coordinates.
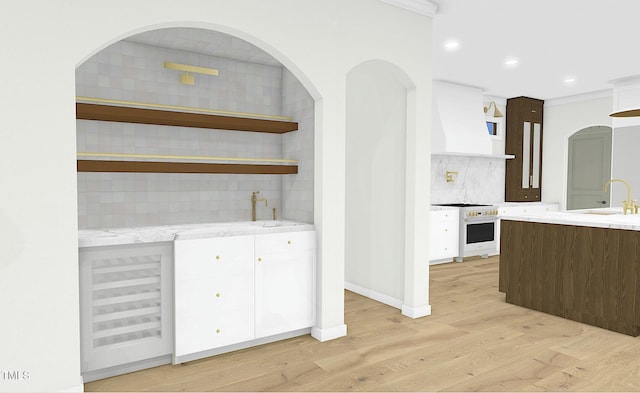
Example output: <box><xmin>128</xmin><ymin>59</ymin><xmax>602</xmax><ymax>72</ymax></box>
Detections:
<box><xmin>86</xmin><ymin>256</ymin><xmax>640</xmax><ymax>392</ymax></box>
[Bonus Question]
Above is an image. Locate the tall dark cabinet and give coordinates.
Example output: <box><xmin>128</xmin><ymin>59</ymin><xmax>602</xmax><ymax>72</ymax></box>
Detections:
<box><xmin>505</xmin><ymin>97</ymin><xmax>544</xmax><ymax>202</ymax></box>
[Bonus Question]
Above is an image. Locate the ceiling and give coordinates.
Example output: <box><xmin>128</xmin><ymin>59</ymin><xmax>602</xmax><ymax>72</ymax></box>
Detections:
<box><xmin>431</xmin><ymin>0</ymin><xmax>640</xmax><ymax>100</ymax></box>
<box><xmin>125</xmin><ymin>2</ymin><xmax>640</xmax><ymax>101</ymax></box>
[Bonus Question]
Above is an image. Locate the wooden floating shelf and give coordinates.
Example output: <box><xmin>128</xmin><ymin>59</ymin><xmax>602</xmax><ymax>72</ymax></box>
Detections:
<box><xmin>76</xmin><ymin>103</ymin><xmax>298</xmax><ymax>134</ymax></box>
<box><xmin>77</xmin><ymin>160</ymin><xmax>298</xmax><ymax>175</ymax></box>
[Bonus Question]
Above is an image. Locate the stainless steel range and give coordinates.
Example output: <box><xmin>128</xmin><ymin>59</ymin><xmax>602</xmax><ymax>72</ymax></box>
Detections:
<box><xmin>433</xmin><ymin>203</ymin><xmax>499</xmax><ymax>261</ymax></box>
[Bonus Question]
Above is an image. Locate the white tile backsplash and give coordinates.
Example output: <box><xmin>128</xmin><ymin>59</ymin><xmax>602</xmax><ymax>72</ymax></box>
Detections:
<box><xmin>431</xmin><ymin>155</ymin><xmax>506</xmax><ymax>204</ymax></box>
<box><xmin>76</xmin><ymin>30</ymin><xmax>314</xmax><ymax>229</ymax></box>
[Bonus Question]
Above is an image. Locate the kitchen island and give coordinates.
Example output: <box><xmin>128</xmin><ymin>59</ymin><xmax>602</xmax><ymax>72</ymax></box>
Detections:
<box><xmin>499</xmin><ymin>208</ymin><xmax>640</xmax><ymax>336</ymax></box>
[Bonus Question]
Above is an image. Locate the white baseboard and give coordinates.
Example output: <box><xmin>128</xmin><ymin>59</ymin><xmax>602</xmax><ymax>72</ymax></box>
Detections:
<box><xmin>82</xmin><ymin>355</ymin><xmax>172</xmax><ymax>383</ymax></box>
<box><xmin>57</xmin><ymin>380</ymin><xmax>85</xmax><ymax>392</ymax></box>
<box><xmin>401</xmin><ymin>304</ymin><xmax>432</xmax><ymax>319</ymax></box>
<box><xmin>344</xmin><ymin>281</ymin><xmax>403</xmax><ymax>309</ymax></box>
<box><xmin>311</xmin><ymin>324</ymin><xmax>347</xmax><ymax>342</ymax></box>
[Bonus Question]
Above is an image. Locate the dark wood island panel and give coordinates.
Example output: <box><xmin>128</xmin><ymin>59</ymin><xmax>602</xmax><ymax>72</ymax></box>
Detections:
<box><xmin>499</xmin><ymin>219</ymin><xmax>640</xmax><ymax>336</ymax></box>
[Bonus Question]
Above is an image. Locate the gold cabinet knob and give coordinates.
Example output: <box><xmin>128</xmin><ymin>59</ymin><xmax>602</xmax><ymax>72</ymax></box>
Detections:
<box><xmin>216</xmin><ymin>293</ymin><xmax>221</xmax><ymax>298</ymax></box>
<box><xmin>444</xmin><ymin>229</ymin><xmax>448</xmax><ymax>232</ymax></box>
<box><xmin>258</xmin><ymin>257</ymin><xmax>262</xmax><ymax>262</ymax></box>
<box><xmin>287</xmin><ymin>240</ymin><xmax>292</xmax><ymax>245</ymax></box>
<box><xmin>216</xmin><ymin>329</ymin><xmax>221</xmax><ymax>334</ymax></box>
<box><xmin>215</xmin><ymin>255</ymin><xmax>220</xmax><ymax>260</ymax></box>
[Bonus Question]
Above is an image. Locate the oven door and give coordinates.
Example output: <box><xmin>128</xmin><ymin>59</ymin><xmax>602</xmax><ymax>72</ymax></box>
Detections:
<box><xmin>461</xmin><ymin>218</ymin><xmax>497</xmax><ymax>257</ymax></box>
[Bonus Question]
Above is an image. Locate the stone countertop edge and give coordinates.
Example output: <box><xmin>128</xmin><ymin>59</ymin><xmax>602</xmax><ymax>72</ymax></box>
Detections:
<box><xmin>430</xmin><ymin>206</ymin><xmax>460</xmax><ymax>212</ymax></box>
<box><xmin>499</xmin><ymin>207</ymin><xmax>640</xmax><ymax>231</ymax></box>
<box><xmin>79</xmin><ymin>220</ymin><xmax>316</xmax><ymax>248</ymax></box>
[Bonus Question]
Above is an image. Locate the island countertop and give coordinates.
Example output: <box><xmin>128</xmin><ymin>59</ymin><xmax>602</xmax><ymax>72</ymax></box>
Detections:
<box><xmin>499</xmin><ymin>207</ymin><xmax>640</xmax><ymax>231</ymax></box>
<box><xmin>79</xmin><ymin>220</ymin><xmax>315</xmax><ymax>248</ymax></box>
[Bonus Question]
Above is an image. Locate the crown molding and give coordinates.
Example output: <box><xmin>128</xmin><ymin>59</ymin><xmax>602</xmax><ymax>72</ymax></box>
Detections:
<box><xmin>378</xmin><ymin>0</ymin><xmax>438</xmax><ymax>17</ymax></box>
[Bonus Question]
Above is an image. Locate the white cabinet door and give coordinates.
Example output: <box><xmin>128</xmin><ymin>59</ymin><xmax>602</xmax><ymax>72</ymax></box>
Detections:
<box><xmin>79</xmin><ymin>242</ymin><xmax>173</xmax><ymax>376</ymax></box>
<box><xmin>174</xmin><ymin>235</ymin><xmax>255</xmax><ymax>358</ymax></box>
<box><xmin>254</xmin><ymin>231</ymin><xmax>316</xmax><ymax>338</ymax></box>
<box><xmin>429</xmin><ymin>210</ymin><xmax>459</xmax><ymax>262</ymax></box>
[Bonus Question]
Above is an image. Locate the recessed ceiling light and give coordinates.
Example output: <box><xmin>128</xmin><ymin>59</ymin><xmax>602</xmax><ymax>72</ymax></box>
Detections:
<box><xmin>444</xmin><ymin>40</ymin><xmax>460</xmax><ymax>52</ymax></box>
<box><xmin>563</xmin><ymin>77</ymin><xmax>576</xmax><ymax>85</ymax></box>
<box><xmin>504</xmin><ymin>57</ymin><xmax>519</xmax><ymax>67</ymax></box>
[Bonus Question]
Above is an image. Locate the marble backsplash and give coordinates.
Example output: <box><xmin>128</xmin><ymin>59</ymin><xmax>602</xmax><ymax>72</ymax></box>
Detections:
<box><xmin>431</xmin><ymin>155</ymin><xmax>506</xmax><ymax>204</ymax></box>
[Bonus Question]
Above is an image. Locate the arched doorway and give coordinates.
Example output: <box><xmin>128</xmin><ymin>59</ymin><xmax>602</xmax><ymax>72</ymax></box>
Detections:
<box><xmin>344</xmin><ymin>60</ymin><xmax>424</xmax><ymax>314</ymax></box>
<box><xmin>566</xmin><ymin>125</ymin><xmax>612</xmax><ymax>210</ymax></box>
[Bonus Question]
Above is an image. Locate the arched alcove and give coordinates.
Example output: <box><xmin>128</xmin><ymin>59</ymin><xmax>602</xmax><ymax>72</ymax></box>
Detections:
<box><xmin>75</xmin><ymin>27</ymin><xmax>315</xmax><ymax>228</ymax></box>
<box><xmin>344</xmin><ymin>59</ymin><xmax>419</xmax><ymax>311</ymax></box>
<box><xmin>566</xmin><ymin>125</ymin><xmax>612</xmax><ymax>210</ymax></box>
<box><xmin>75</xmin><ymin>26</ymin><xmax>321</xmax><ymax>379</ymax></box>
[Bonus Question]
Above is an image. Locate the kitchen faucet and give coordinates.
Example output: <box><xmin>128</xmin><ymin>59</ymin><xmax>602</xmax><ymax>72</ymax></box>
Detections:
<box><xmin>603</xmin><ymin>179</ymin><xmax>639</xmax><ymax>214</ymax></box>
<box><xmin>251</xmin><ymin>191</ymin><xmax>268</xmax><ymax>221</ymax></box>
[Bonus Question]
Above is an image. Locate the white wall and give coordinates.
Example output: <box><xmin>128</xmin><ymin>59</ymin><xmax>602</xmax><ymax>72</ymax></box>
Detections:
<box><xmin>610</xmin><ymin>82</ymin><xmax>640</xmax><ymax>207</ymax></box>
<box><xmin>542</xmin><ymin>94</ymin><xmax>613</xmax><ymax>209</ymax></box>
<box><xmin>611</xmin><ymin>126</ymin><xmax>640</xmax><ymax>206</ymax></box>
<box><xmin>345</xmin><ymin>61</ymin><xmax>407</xmax><ymax>306</ymax></box>
<box><xmin>0</xmin><ymin>1</ymin><xmax>433</xmax><ymax>391</ymax></box>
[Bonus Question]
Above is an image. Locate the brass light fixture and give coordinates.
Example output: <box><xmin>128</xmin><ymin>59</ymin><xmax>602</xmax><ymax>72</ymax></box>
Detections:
<box><xmin>163</xmin><ymin>61</ymin><xmax>219</xmax><ymax>85</ymax></box>
<box><xmin>483</xmin><ymin>101</ymin><xmax>504</xmax><ymax>117</ymax></box>
<box><xmin>609</xmin><ymin>108</ymin><xmax>640</xmax><ymax>117</ymax></box>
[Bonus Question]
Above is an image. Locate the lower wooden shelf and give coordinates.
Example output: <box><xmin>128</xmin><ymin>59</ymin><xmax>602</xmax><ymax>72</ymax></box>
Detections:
<box><xmin>77</xmin><ymin>160</ymin><xmax>298</xmax><ymax>175</ymax></box>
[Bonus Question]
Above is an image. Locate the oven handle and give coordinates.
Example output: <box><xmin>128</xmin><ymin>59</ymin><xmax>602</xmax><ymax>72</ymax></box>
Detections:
<box><xmin>463</xmin><ymin>218</ymin><xmax>498</xmax><ymax>223</ymax></box>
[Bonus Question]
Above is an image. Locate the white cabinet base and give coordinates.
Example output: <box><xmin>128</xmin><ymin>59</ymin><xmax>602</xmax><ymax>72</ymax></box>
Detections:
<box><xmin>174</xmin><ymin>230</ymin><xmax>316</xmax><ymax>364</ymax></box>
<box><xmin>173</xmin><ymin>328</ymin><xmax>311</xmax><ymax>364</ymax></box>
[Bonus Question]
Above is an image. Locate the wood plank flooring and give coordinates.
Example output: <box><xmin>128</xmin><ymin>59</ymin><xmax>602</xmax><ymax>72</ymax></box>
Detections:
<box><xmin>86</xmin><ymin>256</ymin><xmax>640</xmax><ymax>392</ymax></box>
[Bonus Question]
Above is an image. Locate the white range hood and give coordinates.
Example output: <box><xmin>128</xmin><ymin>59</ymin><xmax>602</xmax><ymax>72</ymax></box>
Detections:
<box><xmin>432</xmin><ymin>80</ymin><xmax>511</xmax><ymax>158</ymax></box>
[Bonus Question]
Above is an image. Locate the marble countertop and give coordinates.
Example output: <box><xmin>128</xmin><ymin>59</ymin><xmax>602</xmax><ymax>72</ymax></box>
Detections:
<box><xmin>500</xmin><ymin>207</ymin><xmax>640</xmax><ymax>231</ymax></box>
<box><xmin>79</xmin><ymin>220</ymin><xmax>315</xmax><ymax>248</ymax></box>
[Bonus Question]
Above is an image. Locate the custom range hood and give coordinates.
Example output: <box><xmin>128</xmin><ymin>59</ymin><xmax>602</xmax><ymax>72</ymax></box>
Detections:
<box><xmin>432</xmin><ymin>80</ymin><xmax>509</xmax><ymax>158</ymax></box>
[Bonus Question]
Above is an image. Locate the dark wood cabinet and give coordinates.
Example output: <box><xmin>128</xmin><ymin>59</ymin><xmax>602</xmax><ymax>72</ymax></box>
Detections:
<box><xmin>505</xmin><ymin>97</ymin><xmax>544</xmax><ymax>202</ymax></box>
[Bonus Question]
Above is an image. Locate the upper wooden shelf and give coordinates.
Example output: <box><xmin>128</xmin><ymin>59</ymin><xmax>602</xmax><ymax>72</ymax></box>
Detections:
<box><xmin>77</xmin><ymin>160</ymin><xmax>298</xmax><ymax>175</ymax></box>
<box><xmin>76</xmin><ymin>103</ymin><xmax>298</xmax><ymax>134</ymax></box>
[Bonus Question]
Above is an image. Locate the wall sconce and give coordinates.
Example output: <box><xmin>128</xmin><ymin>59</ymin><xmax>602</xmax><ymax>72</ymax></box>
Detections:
<box><xmin>446</xmin><ymin>171</ymin><xmax>458</xmax><ymax>182</ymax></box>
<box><xmin>483</xmin><ymin>101</ymin><xmax>504</xmax><ymax>117</ymax></box>
<box><xmin>163</xmin><ymin>61</ymin><xmax>219</xmax><ymax>85</ymax></box>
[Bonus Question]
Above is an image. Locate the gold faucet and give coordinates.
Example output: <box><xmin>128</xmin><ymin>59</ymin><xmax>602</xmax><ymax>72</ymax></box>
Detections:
<box><xmin>251</xmin><ymin>191</ymin><xmax>268</xmax><ymax>221</ymax></box>
<box><xmin>603</xmin><ymin>179</ymin><xmax>638</xmax><ymax>214</ymax></box>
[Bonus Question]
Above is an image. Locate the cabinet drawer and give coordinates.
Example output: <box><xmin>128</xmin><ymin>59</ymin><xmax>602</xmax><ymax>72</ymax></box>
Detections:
<box><xmin>255</xmin><ymin>230</ymin><xmax>316</xmax><ymax>255</ymax></box>
<box><xmin>174</xmin><ymin>235</ymin><xmax>254</xmax><ymax>281</ymax></box>
<box><xmin>430</xmin><ymin>210</ymin><xmax>458</xmax><ymax>223</ymax></box>
<box><xmin>175</xmin><ymin>306</ymin><xmax>254</xmax><ymax>356</ymax></box>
